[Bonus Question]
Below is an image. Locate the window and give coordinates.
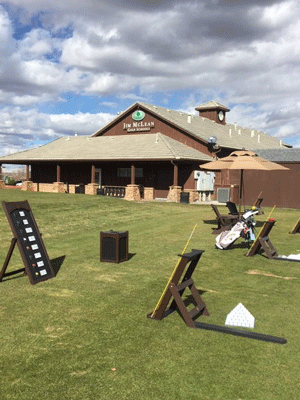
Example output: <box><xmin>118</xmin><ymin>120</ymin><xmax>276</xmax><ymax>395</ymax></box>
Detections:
<box><xmin>117</xmin><ymin>168</ymin><xmax>143</xmax><ymax>178</ymax></box>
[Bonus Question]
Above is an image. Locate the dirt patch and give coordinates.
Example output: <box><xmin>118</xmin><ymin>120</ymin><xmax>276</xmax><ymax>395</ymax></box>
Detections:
<box><xmin>246</xmin><ymin>269</ymin><xmax>297</xmax><ymax>280</ymax></box>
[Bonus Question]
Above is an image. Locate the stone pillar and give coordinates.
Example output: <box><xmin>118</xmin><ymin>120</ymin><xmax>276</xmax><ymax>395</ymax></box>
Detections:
<box><xmin>86</xmin><ymin>183</ymin><xmax>98</xmax><ymax>195</ymax></box>
<box><xmin>124</xmin><ymin>184</ymin><xmax>141</xmax><ymax>201</ymax></box>
<box><xmin>144</xmin><ymin>187</ymin><xmax>154</xmax><ymax>201</ymax></box>
<box><xmin>167</xmin><ymin>186</ymin><xmax>182</xmax><ymax>203</ymax></box>
<box><xmin>52</xmin><ymin>182</ymin><xmax>65</xmax><ymax>193</ymax></box>
<box><xmin>22</xmin><ymin>181</ymin><xmax>34</xmax><ymax>191</ymax></box>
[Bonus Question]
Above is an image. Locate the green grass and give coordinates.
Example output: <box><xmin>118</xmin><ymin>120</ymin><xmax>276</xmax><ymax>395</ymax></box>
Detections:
<box><xmin>0</xmin><ymin>189</ymin><xmax>299</xmax><ymax>400</ymax></box>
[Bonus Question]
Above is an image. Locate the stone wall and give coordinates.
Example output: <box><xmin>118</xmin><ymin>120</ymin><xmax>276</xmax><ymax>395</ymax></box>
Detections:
<box><xmin>21</xmin><ymin>181</ymin><xmax>34</xmax><ymax>192</ymax></box>
<box><xmin>52</xmin><ymin>182</ymin><xmax>65</xmax><ymax>193</ymax></box>
<box><xmin>144</xmin><ymin>187</ymin><xmax>154</xmax><ymax>201</ymax></box>
<box><xmin>184</xmin><ymin>189</ymin><xmax>199</xmax><ymax>203</ymax></box>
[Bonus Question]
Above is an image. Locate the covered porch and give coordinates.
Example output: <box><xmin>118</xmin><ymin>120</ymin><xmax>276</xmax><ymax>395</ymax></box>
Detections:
<box><xmin>0</xmin><ymin>133</ymin><xmax>214</xmax><ymax>203</ymax></box>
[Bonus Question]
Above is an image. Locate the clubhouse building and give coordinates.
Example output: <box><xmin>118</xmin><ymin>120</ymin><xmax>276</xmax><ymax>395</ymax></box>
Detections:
<box><xmin>0</xmin><ymin>100</ymin><xmax>299</xmax><ymax>208</ymax></box>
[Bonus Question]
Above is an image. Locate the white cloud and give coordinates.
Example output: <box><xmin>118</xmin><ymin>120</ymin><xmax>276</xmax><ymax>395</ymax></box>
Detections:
<box><xmin>0</xmin><ymin>106</ymin><xmax>115</xmax><ymax>154</ymax></box>
<box><xmin>0</xmin><ymin>0</ymin><xmax>299</xmax><ymax>153</ymax></box>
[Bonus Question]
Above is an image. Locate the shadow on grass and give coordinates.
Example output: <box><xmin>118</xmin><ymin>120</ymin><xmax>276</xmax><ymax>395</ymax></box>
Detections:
<box><xmin>50</xmin><ymin>255</ymin><xmax>66</xmax><ymax>276</ymax></box>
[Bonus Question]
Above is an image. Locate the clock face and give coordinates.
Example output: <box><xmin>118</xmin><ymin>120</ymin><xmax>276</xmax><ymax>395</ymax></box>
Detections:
<box><xmin>218</xmin><ymin>111</ymin><xmax>224</xmax><ymax>121</ymax></box>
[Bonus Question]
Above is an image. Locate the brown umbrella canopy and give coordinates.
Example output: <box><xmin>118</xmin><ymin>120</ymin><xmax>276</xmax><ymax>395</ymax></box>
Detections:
<box><xmin>201</xmin><ymin>150</ymin><xmax>289</xmax><ymax>207</ymax></box>
<box><xmin>201</xmin><ymin>150</ymin><xmax>289</xmax><ymax>171</ymax></box>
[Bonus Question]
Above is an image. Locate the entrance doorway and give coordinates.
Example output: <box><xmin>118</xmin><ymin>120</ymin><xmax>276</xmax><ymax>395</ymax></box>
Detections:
<box><xmin>95</xmin><ymin>168</ymin><xmax>102</xmax><ymax>188</ymax></box>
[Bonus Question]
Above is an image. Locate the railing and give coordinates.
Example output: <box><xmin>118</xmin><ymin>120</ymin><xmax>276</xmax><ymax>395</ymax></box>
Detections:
<box><xmin>101</xmin><ymin>186</ymin><xmax>126</xmax><ymax>198</ymax></box>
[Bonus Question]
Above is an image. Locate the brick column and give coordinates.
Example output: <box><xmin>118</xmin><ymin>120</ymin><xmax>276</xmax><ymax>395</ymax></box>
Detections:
<box><xmin>91</xmin><ymin>165</ymin><xmax>95</xmax><ymax>184</ymax></box>
<box><xmin>124</xmin><ymin>184</ymin><xmax>141</xmax><ymax>201</ymax></box>
<box><xmin>167</xmin><ymin>186</ymin><xmax>182</xmax><ymax>203</ymax></box>
<box><xmin>131</xmin><ymin>164</ymin><xmax>136</xmax><ymax>185</ymax></box>
<box><xmin>0</xmin><ymin>165</ymin><xmax>4</xmax><ymax>188</ymax></box>
<box><xmin>56</xmin><ymin>164</ymin><xmax>61</xmax><ymax>183</ymax></box>
<box><xmin>26</xmin><ymin>164</ymin><xmax>30</xmax><ymax>181</ymax></box>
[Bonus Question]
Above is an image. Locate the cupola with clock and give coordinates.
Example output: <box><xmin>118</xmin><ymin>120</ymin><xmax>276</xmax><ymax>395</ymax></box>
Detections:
<box><xmin>195</xmin><ymin>100</ymin><xmax>230</xmax><ymax>125</ymax></box>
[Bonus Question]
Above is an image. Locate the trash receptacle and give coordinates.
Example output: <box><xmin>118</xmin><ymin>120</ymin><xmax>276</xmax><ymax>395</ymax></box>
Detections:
<box><xmin>97</xmin><ymin>188</ymin><xmax>105</xmax><ymax>196</ymax></box>
<box><xmin>180</xmin><ymin>192</ymin><xmax>189</xmax><ymax>204</ymax></box>
<box><xmin>75</xmin><ymin>184</ymin><xmax>85</xmax><ymax>194</ymax></box>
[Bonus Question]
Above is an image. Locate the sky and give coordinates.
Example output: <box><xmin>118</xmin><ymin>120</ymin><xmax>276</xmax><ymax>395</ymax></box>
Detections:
<box><xmin>0</xmin><ymin>0</ymin><xmax>300</xmax><ymax>167</ymax></box>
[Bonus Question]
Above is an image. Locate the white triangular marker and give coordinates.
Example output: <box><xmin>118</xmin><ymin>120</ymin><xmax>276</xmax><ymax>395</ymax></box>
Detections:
<box><xmin>225</xmin><ymin>303</ymin><xmax>255</xmax><ymax>329</ymax></box>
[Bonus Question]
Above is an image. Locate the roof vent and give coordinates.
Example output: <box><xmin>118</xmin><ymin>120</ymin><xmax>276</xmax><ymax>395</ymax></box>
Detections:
<box><xmin>238</xmin><ymin>129</ymin><xmax>241</xmax><ymax>135</ymax></box>
<box><xmin>258</xmin><ymin>134</ymin><xmax>261</xmax><ymax>143</ymax></box>
<box><xmin>251</xmin><ymin>130</ymin><xmax>255</xmax><ymax>137</ymax></box>
<box><xmin>187</xmin><ymin>115</ymin><xmax>192</xmax><ymax>123</ymax></box>
<box><xmin>229</xmin><ymin>129</ymin><xmax>232</xmax><ymax>138</ymax></box>
<box><xmin>66</xmin><ymin>137</ymin><xmax>70</xmax><ymax>141</ymax></box>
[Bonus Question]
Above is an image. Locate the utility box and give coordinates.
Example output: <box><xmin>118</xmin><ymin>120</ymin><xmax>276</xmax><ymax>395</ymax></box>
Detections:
<box><xmin>194</xmin><ymin>171</ymin><xmax>215</xmax><ymax>191</ymax></box>
<box><xmin>100</xmin><ymin>230</ymin><xmax>129</xmax><ymax>263</ymax></box>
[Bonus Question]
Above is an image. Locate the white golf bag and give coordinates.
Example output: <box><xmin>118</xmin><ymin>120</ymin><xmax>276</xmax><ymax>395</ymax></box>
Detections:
<box><xmin>215</xmin><ymin>209</ymin><xmax>258</xmax><ymax>250</ymax></box>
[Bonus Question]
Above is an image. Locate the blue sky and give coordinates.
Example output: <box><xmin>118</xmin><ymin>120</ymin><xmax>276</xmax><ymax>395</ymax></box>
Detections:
<box><xmin>0</xmin><ymin>0</ymin><xmax>300</xmax><ymax>164</ymax></box>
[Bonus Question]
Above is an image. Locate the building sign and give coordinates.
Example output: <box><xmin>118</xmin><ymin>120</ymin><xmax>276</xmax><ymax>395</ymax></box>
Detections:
<box><xmin>123</xmin><ymin>111</ymin><xmax>155</xmax><ymax>132</ymax></box>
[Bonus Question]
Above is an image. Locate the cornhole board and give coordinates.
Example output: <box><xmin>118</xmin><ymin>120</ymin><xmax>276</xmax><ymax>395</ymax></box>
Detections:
<box><xmin>290</xmin><ymin>218</ymin><xmax>300</xmax><ymax>234</ymax></box>
<box><xmin>246</xmin><ymin>219</ymin><xmax>300</xmax><ymax>262</ymax></box>
<box><xmin>246</xmin><ymin>220</ymin><xmax>278</xmax><ymax>259</ymax></box>
<box><xmin>148</xmin><ymin>249</ymin><xmax>287</xmax><ymax>343</ymax></box>
<box><xmin>148</xmin><ymin>249</ymin><xmax>209</xmax><ymax>328</ymax></box>
<box><xmin>0</xmin><ymin>201</ymin><xmax>55</xmax><ymax>284</ymax></box>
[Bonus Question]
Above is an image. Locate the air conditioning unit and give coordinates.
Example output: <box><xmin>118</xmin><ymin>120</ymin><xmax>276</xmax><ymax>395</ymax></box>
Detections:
<box><xmin>217</xmin><ymin>188</ymin><xmax>230</xmax><ymax>203</ymax></box>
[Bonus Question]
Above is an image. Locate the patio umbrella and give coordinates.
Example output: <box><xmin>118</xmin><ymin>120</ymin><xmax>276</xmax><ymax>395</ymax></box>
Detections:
<box><xmin>200</xmin><ymin>150</ymin><xmax>289</xmax><ymax>210</ymax></box>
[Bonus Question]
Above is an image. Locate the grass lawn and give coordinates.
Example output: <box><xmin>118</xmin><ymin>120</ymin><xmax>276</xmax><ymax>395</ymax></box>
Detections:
<box><xmin>0</xmin><ymin>189</ymin><xmax>299</xmax><ymax>400</ymax></box>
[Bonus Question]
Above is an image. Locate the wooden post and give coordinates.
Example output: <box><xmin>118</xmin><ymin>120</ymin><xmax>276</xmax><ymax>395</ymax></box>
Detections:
<box><xmin>131</xmin><ymin>164</ymin><xmax>135</xmax><ymax>185</ymax></box>
<box><xmin>56</xmin><ymin>165</ymin><xmax>61</xmax><ymax>182</ymax></box>
<box><xmin>91</xmin><ymin>165</ymin><xmax>95</xmax><ymax>184</ymax></box>
<box><xmin>173</xmin><ymin>162</ymin><xmax>178</xmax><ymax>186</ymax></box>
<box><xmin>26</xmin><ymin>165</ymin><xmax>30</xmax><ymax>181</ymax></box>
